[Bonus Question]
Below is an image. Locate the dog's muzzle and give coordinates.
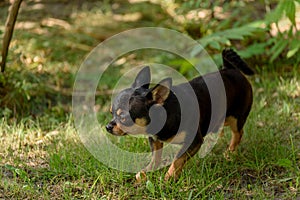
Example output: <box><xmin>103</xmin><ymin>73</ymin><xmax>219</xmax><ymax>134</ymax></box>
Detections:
<box><xmin>105</xmin><ymin>121</ymin><xmax>115</xmax><ymax>133</ymax></box>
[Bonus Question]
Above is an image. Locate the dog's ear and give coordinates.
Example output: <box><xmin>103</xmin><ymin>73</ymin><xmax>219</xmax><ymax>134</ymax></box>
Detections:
<box><xmin>148</xmin><ymin>78</ymin><xmax>172</xmax><ymax>104</ymax></box>
<box><xmin>132</xmin><ymin>66</ymin><xmax>151</xmax><ymax>89</ymax></box>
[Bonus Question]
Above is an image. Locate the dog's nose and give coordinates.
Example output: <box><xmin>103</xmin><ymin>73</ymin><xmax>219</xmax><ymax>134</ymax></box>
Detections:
<box><xmin>106</xmin><ymin>123</ymin><xmax>114</xmax><ymax>133</ymax></box>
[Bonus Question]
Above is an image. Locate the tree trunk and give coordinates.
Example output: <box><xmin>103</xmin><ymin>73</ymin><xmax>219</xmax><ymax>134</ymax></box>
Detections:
<box><xmin>1</xmin><ymin>0</ymin><xmax>23</xmax><ymax>72</ymax></box>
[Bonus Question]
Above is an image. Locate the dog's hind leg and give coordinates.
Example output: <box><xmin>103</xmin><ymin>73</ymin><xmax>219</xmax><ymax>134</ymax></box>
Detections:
<box><xmin>225</xmin><ymin>116</ymin><xmax>244</xmax><ymax>152</ymax></box>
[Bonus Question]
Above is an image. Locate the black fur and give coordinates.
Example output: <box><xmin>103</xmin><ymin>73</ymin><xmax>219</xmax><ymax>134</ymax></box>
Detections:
<box><xmin>106</xmin><ymin>49</ymin><xmax>254</xmax><ymax>181</ymax></box>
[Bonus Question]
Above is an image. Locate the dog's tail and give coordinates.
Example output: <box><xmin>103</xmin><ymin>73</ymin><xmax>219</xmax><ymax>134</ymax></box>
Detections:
<box><xmin>222</xmin><ymin>48</ymin><xmax>254</xmax><ymax>75</ymax></box>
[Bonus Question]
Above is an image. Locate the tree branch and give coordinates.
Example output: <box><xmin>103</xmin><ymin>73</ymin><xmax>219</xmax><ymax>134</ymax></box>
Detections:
<box><xmin>1</xmin><ymin>0</ymin><xmax>23</xmax><ymax>72</ymax></box>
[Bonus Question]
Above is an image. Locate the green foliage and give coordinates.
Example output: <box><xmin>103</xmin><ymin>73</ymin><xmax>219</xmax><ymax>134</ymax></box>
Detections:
<box><xmin>199</xmin><ymin>23</ymin><xmax>264</xmax><ymax>50</ymax></box>
<box><xmin>266</xmin><ymin>0</ymin><xmax>297</xmax><ymax>26</ymax></box>
<box><xmin>0</xmin><ymin>67</ymin><xmax>71</xmax><ymax>123</ymax></box>
<box><xmin>179</xmin><ymin>0</ymin><xmax>300</xmax><ymax>67</ymax></box>
<box><xmin>265</xmin><ymin>0</ymin><xmax>300</xmax><ymax>63</ymax></box>
<box><xmin>0</xmin><ymin>70</ymin><xmax>35</xmax><ymax>118</ymax></box>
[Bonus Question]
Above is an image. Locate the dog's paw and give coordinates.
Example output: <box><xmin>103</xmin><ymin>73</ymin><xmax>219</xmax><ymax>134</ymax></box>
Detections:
<box><xmin>164</xmin><ymin>172</ymin><xmax>171</xmax><ymax>182</ymax></box>
<box><xmin>164</xmin><ymin>172</ymin><xmax>179</xmax><ymax>182</ymax></box>
<box><xmin>135</xmin><ymin>170</ymin><xmax>147</xmax><ymax>183</ymax></box>
<box><xmin>223</xmin><ymin>149</ymin><xmax>237</xmax><ymax>161</ymax></box>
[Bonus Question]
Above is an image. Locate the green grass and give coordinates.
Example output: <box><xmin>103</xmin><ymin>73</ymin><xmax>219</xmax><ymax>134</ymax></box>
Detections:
<box><xmin>1</xmin><ymin>1</ymin><xmax>300</xmax><ymax>199</ymax></box>
<box><xmin>1</xmin><ymin>68</ymin><xmax>299</xmax><ymax>199</ymax></box>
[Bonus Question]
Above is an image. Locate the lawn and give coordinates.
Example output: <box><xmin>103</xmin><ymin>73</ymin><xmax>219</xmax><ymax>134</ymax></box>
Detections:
<box><xmin>0</xmin><ymin>0</ymin><xmax>299</xmax><ymax>199</ymax></box>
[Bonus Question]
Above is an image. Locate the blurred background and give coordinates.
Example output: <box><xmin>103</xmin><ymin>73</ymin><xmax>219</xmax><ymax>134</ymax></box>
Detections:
<box><xmin>0</xmin><ymin>0</ymin><xmax>299</xmax><ymax>121</ymax></box>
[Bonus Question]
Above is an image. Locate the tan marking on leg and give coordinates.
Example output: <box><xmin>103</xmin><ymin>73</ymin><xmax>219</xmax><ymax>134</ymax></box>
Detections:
<box><xmin>135</xmin><ymin>170</ymin><xmax>147</xmax><ymax>184</ymax></box>
<box><xmin>229</xmin><ymin>129</ymin><xmax>243</xmax><ymax>151</ymax></box>
<box><xmin>144</xmin><ymin>140</ymin><xmax>163</xmax><ymax>171</ymax></box>
<box><xmin>152</xmin><ymin>141</ymin><xmax>163</xmax><ymax>168</ymax></box>
<box><xmin>164</xmin><ymin>134</ymin><xmax>202</xmax><ymax>181</ymax></box>
<box><xmin>136</xmin><ymin>140</ymin><xmax>163</xmax><ymax>183</ymax></box>
<box><xmin>165</xmin><ymin>156</ymin><xmax>186</xmax><ymax>181</ymax></box>
<box><xmin>224</xmin><ymin>116</ymin><xmax>236</xmax><ymax>127</ymax></box>
<box><xmin>219</xmin><ymin>128</ymin><xmax>225</xmax><ymax>137</ymax></box>
<box><xmin>225</xmin><ymin>116</ymin><xmax>243</xmax><ymax>152</ymax></box>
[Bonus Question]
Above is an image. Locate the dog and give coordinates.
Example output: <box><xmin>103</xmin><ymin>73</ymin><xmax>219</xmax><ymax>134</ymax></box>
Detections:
<box><xmin>106</xmin><ymin>49</ymin><xmax>254</xmax><ymax>182</ymax></box>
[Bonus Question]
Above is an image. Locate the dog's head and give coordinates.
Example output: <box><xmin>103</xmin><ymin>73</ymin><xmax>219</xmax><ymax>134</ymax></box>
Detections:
<box><xmin>106</xmin><ymin>66</ymin><xmax>172</xmax><ymax>136</ymax></box>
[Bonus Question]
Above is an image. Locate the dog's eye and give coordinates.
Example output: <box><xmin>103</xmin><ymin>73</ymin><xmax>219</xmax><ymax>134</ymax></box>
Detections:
<box><xmin>119</xmin><ymin>113</ymin><xmax>128</xmax><ymax>123</ymax></box>
<box><xmin>118</xmin><ymin>113</ymin><xmax>135</xmax><ymax>126</ymax></box>
<box><xmin>120</xmin><ymin>117</ymin><xmax>126</xmax><ymax>123</ymax></box>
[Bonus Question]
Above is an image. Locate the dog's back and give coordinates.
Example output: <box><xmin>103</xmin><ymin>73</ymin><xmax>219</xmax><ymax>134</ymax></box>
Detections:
<box><xmin>186</xmin><ymin>49</ymin><xmax>253</xmax><ymax>137</ymax></box>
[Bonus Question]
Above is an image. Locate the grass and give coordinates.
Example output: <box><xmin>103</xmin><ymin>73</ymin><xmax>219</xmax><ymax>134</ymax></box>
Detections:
<box><xmin>1</xmin><ymin>65</ymin><xmax>299</xmax><ymax>199</ymax></box>
<box><xmin>0</xmin><ymin>0</ymin><xmax>300</xmax><ymax>199</ymax></box>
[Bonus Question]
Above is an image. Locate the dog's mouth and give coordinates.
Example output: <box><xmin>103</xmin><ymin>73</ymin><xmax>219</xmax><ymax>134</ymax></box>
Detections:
<box><xmin>110</xmin><ymin>131</ymin><xmax>127</xmax><ymax>136</ymax></box>
<box><xmin>106</xmin><ymin>119</ymin><xmax>148</xmax><ymax>136</ymax></box>
<box><xmin>105</xmin><ymin>122</ymin><xmax>128</xmax><ymax>136</ymax></box>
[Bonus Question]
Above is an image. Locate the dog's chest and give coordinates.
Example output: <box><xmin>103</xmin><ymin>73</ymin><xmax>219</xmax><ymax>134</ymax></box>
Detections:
<box><xmin>153</xmin><ymin>131</ymin><xmax>187</xmax><ymax>144</ymax></box>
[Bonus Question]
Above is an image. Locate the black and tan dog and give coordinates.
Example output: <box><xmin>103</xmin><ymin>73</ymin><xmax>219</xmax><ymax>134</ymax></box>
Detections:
<box><xmin>106</xmin><ymin>49</ymin><xmax>254</xmax><ymax>181</ymax></box>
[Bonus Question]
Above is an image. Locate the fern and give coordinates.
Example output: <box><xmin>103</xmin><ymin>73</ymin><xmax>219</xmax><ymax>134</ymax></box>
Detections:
<box><xmin>197</xmin><ymin>0</ymin><xmax>300</xmax><ymax>64</ymax></box>
<box><xmin>287</xmin><ymin>38</ymin><xmax>300</xmax><ymax>58</ymax></box>
<box><xmin>198</xmin><ymin>23</ymin><xmax>264</xmax><ymax>51</ymax></box>
<box><xmin>266</xmin><ymin>0</ymin><xmax>297</xmax><ymax>26</ymax></box>
<box><xmin>265</xmin><ymin>0</ymin><xmax>300</xmax><ymax>62</ymax></box>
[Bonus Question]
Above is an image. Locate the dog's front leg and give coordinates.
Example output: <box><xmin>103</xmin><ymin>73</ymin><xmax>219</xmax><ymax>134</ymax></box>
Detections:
<box><xmin>136</xmin><ymin>137</ymin><xmax>163</xmax><ymax>182</ymax></box>
<box><xmin>145</xmin><ymin>137</ymin><xmax>164</xmax><ymax>171</ymax></box>
<box><xmin>164</xmin><ymin>137</ymin><xmax>202</xmax><ymax>181</ymax></box>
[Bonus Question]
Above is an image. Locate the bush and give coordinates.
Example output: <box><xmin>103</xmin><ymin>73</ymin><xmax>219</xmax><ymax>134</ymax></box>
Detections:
<box><xmin>177</xmin><ymin>0</ymin><xmax>300</xmax><ymax>68</ymax></box>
